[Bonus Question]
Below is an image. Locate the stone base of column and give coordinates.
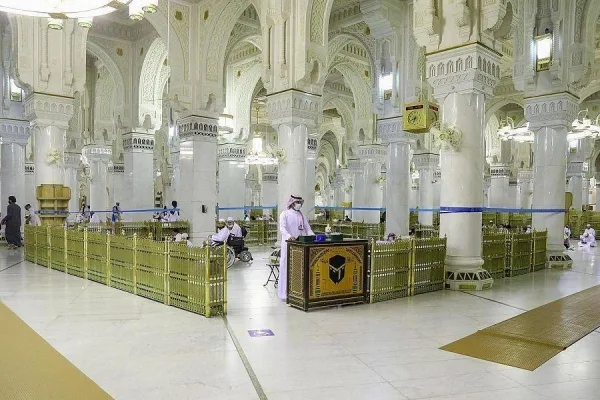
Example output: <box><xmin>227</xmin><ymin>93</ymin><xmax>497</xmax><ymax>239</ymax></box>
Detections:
<box><xmin>444</xmin><ymin>256</ymin><xmax>494</xmax><ymax>291</ymax></box>
<box><xmin>547</xmin><ymin>251</ymin><xmax>573</xmax><ymax>269</ymax></box>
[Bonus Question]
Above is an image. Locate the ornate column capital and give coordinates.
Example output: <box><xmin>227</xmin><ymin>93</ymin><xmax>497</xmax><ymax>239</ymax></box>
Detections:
<box><xmin>490</xmin><ymin>163</ymin><xmax>510</xmax><ymax>177</ymax></box>
<box><xmin>217</xmin><ymin>143</ymin><xmax>247</xmax><ymax>161</ymax></box>
<box><xmin>377</xmin><ymin>116</ymin><xmax>417</xmax><ymax>144</ymax></box>
<box><xmin>524</xmin><ymin>92</ymin><xmax>578</xmax><ymax>131</ymax></box>
<box><xmin>24</xmin><ymin>93</ymin><xmax>74</xmax><ymax>129</ymax></box>
<box><xmin>83</xmin><ymin>145</ymin><xmax>112</xmax><ymax>161</ymax></box>
<box><xmin>357</xmin><ymin>144</ymin><xmax>387</xmax><ymax>163</ymax></box>
<box><xmin>567</xmin><ymin>161</ymin><xmax>585</xmax><ymax>178</ymax></box>
<box><xmin>266</xmin><ymin>90</ymin><xmax>321</xmax><ymax>128</ymax></box>
<box><xmin>517</xmin><ymin>169</ymin><xmax>533</xmax><ymax>182</ymax></box>
<box><xmin>347</xmin><ymin>158</ymin><xmax>363</xmax><ymax>173</ymax></box>
<box><xmin>413</xmin><ymin>152</ymin><xmax>440</xmax><ymax>170</ymax></box>
<box><xmin>426</xmin><ymin>43</ymin><xmax>501</xmax><ymax>100</ymax></box>
<box><xmin>0</xmin><ymin>119</ymin><xmax>31</xmax><ymax>146</ymax></box>
<box><xmin>123</xmin><ymin>131</ymin><xmax>155</xmax><ymax>154</ymax></box>
<box><xmin>63</xmin><ymin>151</ymin><xmax>81</xmax><ymax>168</ymax></box>
<box><xmin>108</xmin><ymin>163</ymin><xmax>125</xmax><ymax>174</ymax></box>
<box><xmin>177</xmin><ymin>115</ymin><xmax>219</xmax><ymax>143</ymax></box>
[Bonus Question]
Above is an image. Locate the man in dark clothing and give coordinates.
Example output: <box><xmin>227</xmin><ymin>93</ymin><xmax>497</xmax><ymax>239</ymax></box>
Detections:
<box><xmin>2</xmin><ymin>196</ymin><xmax>22</xmax><ymax>249</ymax></box>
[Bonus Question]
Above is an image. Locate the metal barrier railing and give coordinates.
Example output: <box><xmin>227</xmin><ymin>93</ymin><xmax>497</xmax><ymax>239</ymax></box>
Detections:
<box><xmin>369</xmin><ymin>237</ymin><xmax>447</xmax><ymax>303</ymax></box>
<box><xmin>24</xmin><ymin>225</ymin><xmax>226</xmax><ymax>318</ymax></box>
<box><xmin>68</xmin><ymin>221</ymin><xmax>191</xmax><ymax>242</ymax></box>
<box><xmin>481</xmin><ymin>229</ymin><xmax>547</xmax><ymax>279</ymax></box>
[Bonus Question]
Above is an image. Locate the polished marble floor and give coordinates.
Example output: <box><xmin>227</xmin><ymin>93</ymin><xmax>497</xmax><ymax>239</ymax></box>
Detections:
<box><xmin>2</xmin><ymin>243</ymin><xmax>600</xmax><ymax>399</ymax></box>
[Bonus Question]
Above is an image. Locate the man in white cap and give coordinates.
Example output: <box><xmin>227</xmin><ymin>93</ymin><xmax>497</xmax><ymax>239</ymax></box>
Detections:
<box><xmin>212</xmin><ymin>217</ymin><xmax>243</xmax><ymax>243</ymax></box>
<box><xmin>278</xmin><ymin>195</ymin><xmax>314</xmax><ymax>301</ymax></box>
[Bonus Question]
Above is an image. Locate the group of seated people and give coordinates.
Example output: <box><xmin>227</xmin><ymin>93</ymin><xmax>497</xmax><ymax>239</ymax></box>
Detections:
<box><xmin>212</xmin><ymin>217</ymin><xmax>244</xmax><ymax>243</ymax></box>
<box><xmin>578</xmin><ymin>224</ymin><xmax>596</xmax><ymax>248</ymax></box>
<box><xmin>152</xmin><ymin>201</ymin><xmax>180</xmax><ymax>222</ymax></box>
<box><xmin>173</xmin><ymin>229</ymin><xmax>193</xmax><ymax>247</ymax></box>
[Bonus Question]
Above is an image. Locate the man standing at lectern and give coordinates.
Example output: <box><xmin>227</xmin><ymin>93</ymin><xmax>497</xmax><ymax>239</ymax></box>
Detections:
<box><xmin>278</xmin><ymin>195</ymin><xmax>314</xmax><ymax>300</ymax></box>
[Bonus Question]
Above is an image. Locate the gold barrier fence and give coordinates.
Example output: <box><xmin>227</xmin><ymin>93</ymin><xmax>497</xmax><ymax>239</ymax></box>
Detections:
<box><xmin>24</xmin><ymin>225</ymin><xmax>226</xmax><ymax>317</ymax></box>
<box><xmin>70</xmin><ymin>221</ymin><xmax>190</xmax><ymax>242</ymax></box>
<box><xmin>481</xmin><ymin>229</ymin><xmax>547</xmax><ymax>279</ymax></box>
<box><xmin>369</xmin><ymin>237</ymin><xmax>447</xmax><ymax>303</ymax></box>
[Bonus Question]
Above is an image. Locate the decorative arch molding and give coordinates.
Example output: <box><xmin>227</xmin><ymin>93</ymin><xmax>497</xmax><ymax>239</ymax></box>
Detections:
<box><xmin>579</xmin><ymin>0</ymin><xmax>597</xmax><ymax>67</ymax></box>
<box><xmin>203</xmin><ymin>0</ymin><xmax>262</xmax><ymax>84</ymax></box>
<box><xmin>145</xmin><ymin>1</ymin><xmax>187</xmax><ymax>81</ymax></box>
<box><xmin>327</xmin><ymin>33</ymin><xmax>375</xmax><ymax>73</ymax></box>
<box><xmin>307</xmin><ymin>0</ymin><xmax>335</xmax><ymax>46</ymax></box>
<box><xmin>139</xmin><ymin>38</ymin><xmax>169</xmax><ymax>127</ymax></box>
<box><xmin>319</xmin><ymin>130</ymin><xmax>340</xmax><ymax>157</ymax></box>
<box><xmin>86</xmin><ymin>40</ymin><xmax>126</xmax><ymax>110</ymax></box>
<box><xmin>485</xmin><ymin>99</ymin><xmax>524</xmax><ymax>124</ymax></box>
<box><xmin>323</xmin><ymin>95</ymin><xmax>355</xmax><ymax>140</ymax></box>
<box><xmin>234</xmin><ymin>62</ymin><xmax>262</xmax><ymax>140</ymax></box>
<box><xmin>578</xmin><ymin>82</ymin><xmax>600</xmax><ymax>104</ymax></box>
<box><xmin>94</xmin><ymin>67</ymin><xmax>117</xmax><ymax>129</ymax></box>
<box><xmin>332</xmin><ymin>62</ymin><xmax>373</xmax><ymax>120</ymax></box>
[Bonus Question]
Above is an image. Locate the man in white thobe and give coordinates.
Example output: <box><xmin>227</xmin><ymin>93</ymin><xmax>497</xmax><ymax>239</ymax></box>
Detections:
<box><xmin>583</xmin><ymin>224</ymin><xmax>597</xmax><ymax>247</ymax></box>
<box><xmin>225</xmin><ymin>217</ymin><xmax>243</xmax><ymax>238</ymax></box>
<box><xmin>278</xmin><ymin>195</ymin><xmax>314</xmax><ymax>301</ymax></box>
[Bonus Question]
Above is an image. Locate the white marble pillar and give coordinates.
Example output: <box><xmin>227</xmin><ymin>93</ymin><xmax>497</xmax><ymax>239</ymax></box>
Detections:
<box><xmin>582</xmin><ymin>178</ymin><xmax>590</xmax><ymax>208</ymax></box>
<box><xmin>528</xmin><ymin>93</ymin><xmax>576</xmax><ymax>255</ymax></box>
<box><xmin>168</xmin><ymin>151</ymin><xmax>180</xmax><ymax>207</ymax></box>
<box><xmin>0</xmin><ymin>121</ymin><xmax>30</xmax><ymax>225</ymax></box>
<box><xmin>333</xmin><ymin>169</ymin><xmax>345</xmax><ymax>207</ymax></box>
<box><xmin>108</xmin><ymin>163</ymin><xmax>124</xmax><ymax>212</ymax></box>
<box><xmin>304</xmin><ymin>137</ymin><xmax>318</xmax><ymax>219</ymax></box>
<box><xmin>217</xmin><ymin>143</ymin><xmax>247</xmax><ymax>220</ymax></box>
<box><xmin>596</xmin><ymin>176</ymin><xmax>600</xmax><ymax>211</ymax></box>
<box><xmin>433</xmin><ymin>169</ymin><xmax>441</xmax><ymax>211</ymax></box>
<box><xmin>348</xmin><ymin>159</ymin><xmax>363</xmax><ymax>221</ymax></box>
<box><xmin>427</xmin><ymin>44</ymin><xmax>500</xmax><ymax>273</ymax></box>
<box><xmin>567</xmin><ymin>161</ymin><xmax>584</xmax><ymax>211</ymax></box>
<box><xmin>84</xmin><ymin>145</ymin><xmax>112</xmax><ymax>216</ymax></box>
<box><xmin>413</xmin><ymin>152</ymin><xmax>439</xmax><ymax>226</ymax></box>
<box><xmin>267</xmin><ymin>91</ymin><xmax>319</xmax><ymax>226</ymax></box>
<box><xmin>123</xmin><ymin>131</ymin><xmax>155</xmax><ymax>221</ymax></box>
<box><xmin>64</xmin><ymin>152</ymin><xmax>81</xmax><ymax>215</ymax></box>
<box><xmin>483</xmin><ymin>175</ymin><xmax>491</xmax><ymax>208</ymax></box>
<box><xmin>25</xmin><ymin>163</ymin><xmax>35</xmax><ymax>212</ymax></box>
<box><xmin>488</xmin><ymin>164</ymin><xmax>510</xmax><ymax>208</ymax></box>
<box><xmin>356</xmin><ymin>145</ymin><xmax>386</xmax><ymax>224</ymax></box>
<box><xmin>261</xmin><ymin>169</ymin><xmax>278</xmax><ymax>217</ymax></box>
<box><xmin>341</xmin><ymin>168</ymin><xmax>353</xmax><ymax>206</ymax></box>
<box><xmin>177</xmin><ymin>116</ymin><xmax>218</xmax><ymax>244</ymax></box>
<box><xmin>508</xmin><ymin>181</ymin><xmax>517</xmax><ymax>208</ymax></box>
<box><xmin>380</xmin><ymin>121</ymin><xmax>411</xmax><ymax>235</ymax></box>
<box><xmin>517</xmin><ymin>170</ymin><xmax>533</xmax><ymax>209</ymax></box>
<box><xmin>27</xmin><ymin>94</ymin><xmax>74</xmax><ymax>191</ymax></box>
<box><xmin>409</xmin><ymin>182</ymin><xmax>419</xmax><ymax>209</ymax></box>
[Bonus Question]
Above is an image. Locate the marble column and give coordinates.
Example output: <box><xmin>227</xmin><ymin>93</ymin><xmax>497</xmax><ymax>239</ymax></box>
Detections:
<box><xmin>517</xmin><ymin>170</ymin><xmax>533</xmax><ymax>209</ymax></box>
<box><xmin>427</xmin><ymin>44</ymin><xmax>500</xmax><ymax>273</ymax></box>
<box><xmin>348</xmin><ymin>159</ymin><xmax>363</xmax><ymax>222</ymax></box>
<box><xmin>508</xmin><ymin>180</ymin><xmax>517</xmax><ymax>208</ymax></box>
<box><xmin>267</xmin><ymin>91</ymin><xmax>319</xmax><ymax>226</ymax></box>
<box><xmin>304</xmin><ymin>137</ymin><xmax>318</xmax><ymax>219</ymax></box>
<box><xmin>413</xmin><ymin>152</ymin><xmax>439</xmax><ymax>226</ymax></box>
<box><xmin>483</xmin><ymin>175</ymin><xmax>491</xmax><ymax>208</ymax></box>
<box><xmin>0</xmin><ymin>120</ymin><xmax>30</xmax><ymax>226</ymax></box>
<box><xmin>83</xmin><ymin>145</ymin><xmax>112</xmax><ymax>216</ymax></box>
<box><xmin>410</xmin><ymin>181</ymin><xmax>419</xmax><ymax>209</ymax></box>
<box><xmin>341</xmin><ymin>168</ymin><xmax>353</xmax><ymax>206</ymax></box>
<box><xmin>356</xmin><ymin>145</ymin><xmax>386</xmax><ymax>224</ymax></box>
<box><xmin>169</xmin><ymin>151</ymin><xmax>180</xmax><ymax>206</ymax></box>
<box><xmin>108</xmin><ymin>163</ymin><xmax>124</xmax><ymax>212</ymax></box>
<box><xmin>64</xmin><ymin>152</ymin><xmax>81</xmax><ymax>216</ymax></box>
<box><xmin>177</xmin><ymin>116</ymin><xmax>218</xmax><ymax>244</ymax></box>
<box><xmin>380</xmin><ymin>119</ymin><xmax>412</xmax><ymax>235</ymax></box>
<box><xmin>123</xmin><ymin>130</ymin><xmax>155</xmax><ymax>221</ymax></box>
<box><xmin>527</xmin><ymin>93</ymin><xmax>576</xmax><ymax>256</ymax></box>
<box><xmin>433</xmin><ymin>169</ymin><xmax>441</xmax><ymax>211</ymax></box>
<box><xmin>567</xmin><ymin>161</ymin><xmax>584</xmax><ymax>211</ymax></box>
<box><xmin>261</xmin><ymin>168</ymin><xmax>278</xmax><ymax>217</ymax></box>
<box><xmin>596</xmin><ymin>175</ymin><xmax>600</xmax><ymax>211</ymax></box>
<box><xmin>217</xmin><ymin>143</ymin><xmax>247</xmax><ymax>220</ymax></box>
<box><xmin>333</xmin><ymin>168</ymin><xmax>345</xmax><ymax>207</ymax></box>
<box><xmin>582</xmin><ymin>177</ymin><xmax>590</xmax><ymax>208</ymax></box>
<box><xmin>26</xmin><ymin>94</ymin><xmax>74</xmax><ymax>190</ymax></box>
<box><xmin>488</xmin><ymin>164</ymin><xmax>510</xmax><ymax>208</ymax></box>
<box><xmin>25</xmin><ymin>163</ymin><xmax>35</xmax><ymax>212</ymax></box>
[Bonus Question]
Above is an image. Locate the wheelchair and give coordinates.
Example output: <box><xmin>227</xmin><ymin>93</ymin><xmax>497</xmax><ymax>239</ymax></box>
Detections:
<box><xmin>226</xmin><ymin>234</ymin><xmax>253</xmax><ymax>267</ymax></box>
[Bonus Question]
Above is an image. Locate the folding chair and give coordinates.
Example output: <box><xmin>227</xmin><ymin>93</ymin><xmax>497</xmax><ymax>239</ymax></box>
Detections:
<box><xmin>264</xmin><ymin>248</ymin><xmax>280</xmax><ymax>287</ymax></box>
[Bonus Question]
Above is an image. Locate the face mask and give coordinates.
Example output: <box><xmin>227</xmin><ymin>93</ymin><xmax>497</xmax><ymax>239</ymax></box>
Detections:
<box><xmin>293</xmin><ymin>203</ymin><xmax>302</xmax><ymax>211</ymax></box>
<box><xmin>227</xmin><ymin>225</ymin><xmax>233</xmax><ymax>229</ymax></box>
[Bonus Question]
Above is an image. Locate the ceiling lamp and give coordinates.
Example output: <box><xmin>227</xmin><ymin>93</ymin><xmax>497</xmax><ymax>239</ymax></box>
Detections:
<box><xmin>142</xmin><ymin>0</ymin><xmax>158</xmax><ymax>13</ymax></box>
<box><xmin>245</xmin><ymin>104</ymin><xmax>278</xmax><ymax>166</ymax></box>
<box><xmin>567</xmin><ymin>110</ymin><xmax>600</xmax><ymax>142</ymax></box>
<box><xmin>496</xmin><ymin>117</ymin><xmax>534</xmax><ymax>143</ymax></box>
<box><xmin>0</xmin><ymin>1</ymin><xmax>132</xmax><ymax>19</ymax></box>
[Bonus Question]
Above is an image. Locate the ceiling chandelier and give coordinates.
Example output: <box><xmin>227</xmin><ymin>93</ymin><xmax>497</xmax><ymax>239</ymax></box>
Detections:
<box><xmin>567</xmin><ymin>110</ymin><xmax>600</xmax><ymax>142</ymax></box>
<box><xmin>496</xmin><ymin>117</ymin><xmax>534</xmax><ymax>143</ymax></box>
<box><xmin>245</xmin><ymin>102</ymin><xmax>277</xmax><ymax>166</ymax></box>
<box><xmin>0</xmin><ymin>0</ymin><xmax>158</xmax><ymax>30</ymax></box>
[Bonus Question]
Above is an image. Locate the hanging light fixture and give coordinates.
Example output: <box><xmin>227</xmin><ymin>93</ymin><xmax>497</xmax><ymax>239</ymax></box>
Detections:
<box><xmin>128</xmin><ymin>0</ymin><xmax>144</xmax><ymax>21</ymax></box>
<box><xmin>245</xmin><ymin>102</ymin><xmax>277</xmax><ymax>166</ymax></box>
<box><xmin>47</xmin><ymin>18</ymin><xmax>64</xmax><ymax>30</ymax></box>
<box><xmin>142</xmin><ymin>0</ymin><xmax>158</xmax><ymax>13</ymax></box>
<box><xmin>77</xmin><ymin>17</ymin><xmax>94</xmax><ymax>28</ymax></box>
<box><xmin>496</xmin><ymin>117</ymin><xmax>534</xmax><ymax>143</ymax></box>
<box><xmin>567</xmin><ymin>110</ymin><xmax>600</xmax><ymax>142</ymax></box>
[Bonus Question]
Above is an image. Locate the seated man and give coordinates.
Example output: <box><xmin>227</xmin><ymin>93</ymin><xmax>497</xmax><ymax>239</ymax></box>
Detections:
<box><xmin>584</xmin><ymin>224</ymin><xmax>597</xmax><ymax>247</ymax></box>
<box><xmin>225</xmin><ymin>217</ymin><xmax>243</xmax><ymax>238</ymax></box>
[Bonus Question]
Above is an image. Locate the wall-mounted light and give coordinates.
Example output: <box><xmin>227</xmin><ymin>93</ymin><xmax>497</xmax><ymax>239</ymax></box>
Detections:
<box><xmin>380</xmin><ymin>73</ymin><xmax>393</xmax><ymax>100</ymax></box>
<box><xmin>129</xmin><ymin>0</ymin><xmax>144</xmax><ymax>20</ymax></box>
<box><xmin>77</xmin><ymin>17</ymin><xmax>93</xmax><ymax>28</ymax></box>
<box><xmin>535</xmin><ymin>30</ymin><xmax>552</xmax><ymax>72</ymax></box>
<box><xmin>142</xmin><ymin>0</ymin><xmax>158</xmax><ymax>13</ymax></box>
